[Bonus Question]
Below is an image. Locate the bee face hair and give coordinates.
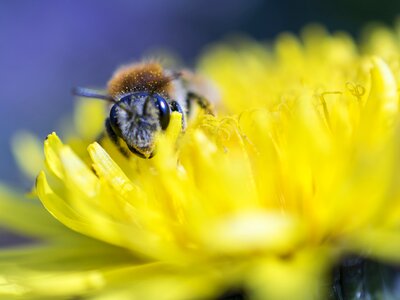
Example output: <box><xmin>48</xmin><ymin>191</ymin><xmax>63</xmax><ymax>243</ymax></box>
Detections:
<box><xmin>109</xmin><ymin>92</ymin><xmax>170</xmax><ymax>158</ymax></box>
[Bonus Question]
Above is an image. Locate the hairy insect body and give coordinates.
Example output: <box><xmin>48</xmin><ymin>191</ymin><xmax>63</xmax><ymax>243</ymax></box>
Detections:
<box><xmin>74</xmin><ymin>61</ymin><xmax>213</xmax><ymax>158</ymax></box>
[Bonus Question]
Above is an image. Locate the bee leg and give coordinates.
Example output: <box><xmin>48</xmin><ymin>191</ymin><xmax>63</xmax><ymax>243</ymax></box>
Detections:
<box><xmin>186</xmin><ymin>91</ymin><xmax>214</xmax><ymax>115</ymax></box>
<box><xmin>105</xmin><ymin>118</ymin><xmax>130</xmax><ymax>158</ymax></box>
<box><xmin>170</xmin><ymin>100</ymin><xmax>186</xmax><ymax>130</ymax></box>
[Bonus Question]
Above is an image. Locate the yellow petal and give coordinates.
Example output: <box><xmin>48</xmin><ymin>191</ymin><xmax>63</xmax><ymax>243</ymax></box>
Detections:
<box><xmin>59</xmin><ymin>146</ymin><xmax>99</xmax><ymax>198</ymax></box>
<box><xmin>248</xmin><ymin>250</ymin><xmax>330</xmax><ymax>300</ymax></box>
<box><xmin>43</xmin><ymin>132</ymin><xmax>65</xmax><ymax>179</ymax></box>
<box><xmin>365</xmin><ymin>56</ymin><xmax>398</xmax><ymax>122</ymax></box>
<box><xmin>345</xmin><ymin>229</ymin><xmax>400</xmax><ymax>262</ymax></box>
<box><xmin>200</xmin><ymin>211</ymin><xmax>302</xmax><ymax>255</ymax></box>
<box><xmin>0</xmin><ymin>184</ymin><xmax>68</xmax><ymax>239</ymax></box>
<box><xmin>74</xmin><ymin>98</ymin><xmax>107</xmax><ymax>140</ymax></box>
<box><xmin>11</xmin><ymin>132</ymin><xmax>44</xmax><ymax>180</ymax></box>
<box><xmin>88</xmin><ymin>142</ymin><xmax>142</xmax><ymax>200</ymax></box>
<box><xmin>36</xmin><ymin>171</ymin><xmax>88</xmax><ymax>233</ymax></box>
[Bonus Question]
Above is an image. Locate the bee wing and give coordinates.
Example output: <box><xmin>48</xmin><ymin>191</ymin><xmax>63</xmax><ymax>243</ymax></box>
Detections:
<box><xmin>179</xmin><ymin>69</ymin><xmax>220</xmax><ymax>106</ymax></box>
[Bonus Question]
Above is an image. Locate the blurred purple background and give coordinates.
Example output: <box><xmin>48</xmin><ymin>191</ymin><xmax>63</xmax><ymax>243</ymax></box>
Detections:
<box><xmin>1</xmin><ymin>0</ymin><xmax>399</xmax><ymax>186</ymax></box>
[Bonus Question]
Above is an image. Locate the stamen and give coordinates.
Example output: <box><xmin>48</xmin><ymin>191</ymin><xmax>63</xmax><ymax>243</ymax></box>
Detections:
<box><xmin>317</xmin><ymin>91</ymin><xmax>342</xmax><ymax>130</ymax></box>
<box><xmin>346</xmin><ymin>82</ymin><xmax>365</xmax><ymax>105</ymax></box>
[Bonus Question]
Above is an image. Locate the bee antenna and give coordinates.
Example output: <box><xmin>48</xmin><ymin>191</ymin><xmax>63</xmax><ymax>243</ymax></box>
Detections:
<box><xmin>72</xmin><ymin>87</ymin><xmax>116</xmax><ymax>103</ymax></box>
<box><xmin>73</xmin><ymin>87</ymin><xmax>132</xmax><ymax>116</ymax></box>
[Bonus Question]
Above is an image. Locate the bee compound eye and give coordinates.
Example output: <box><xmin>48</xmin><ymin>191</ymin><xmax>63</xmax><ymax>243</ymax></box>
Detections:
<box><xmin>109</xmin><ymin>103</ymin><xmax>123</xmax><ymax>137</ymax></box>
<box><xmin>155</xmin><ymin>96</ymin><xmax>170</xmax><ymax>130</ymax></box>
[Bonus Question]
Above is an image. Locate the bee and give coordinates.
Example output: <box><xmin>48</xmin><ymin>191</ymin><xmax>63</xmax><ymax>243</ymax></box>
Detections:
<box><xmin>73</xmin><ymin>61</ymin><xmax>214</xmax><ymax>158</ymax></box>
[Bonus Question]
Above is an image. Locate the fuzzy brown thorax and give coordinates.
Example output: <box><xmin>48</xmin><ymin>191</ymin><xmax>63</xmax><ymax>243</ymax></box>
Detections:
<box><xmin>107</xmin><ymin>62</ymin><xmax>174</xmax><ymax>98</ymax></box>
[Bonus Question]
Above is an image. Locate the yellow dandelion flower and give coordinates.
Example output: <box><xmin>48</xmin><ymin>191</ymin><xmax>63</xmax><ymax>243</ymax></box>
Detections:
<box><xmin>2</xmin><ymin>24</ymin><xmax>400</xmax><ymax>299</ymax></box>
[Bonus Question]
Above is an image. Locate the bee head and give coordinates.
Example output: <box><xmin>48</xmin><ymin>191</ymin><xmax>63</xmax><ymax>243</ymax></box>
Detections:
<box><xmin>109</xmin><ymin>92</ymin><xmax>171</xmax><ymax>158</ymax></box>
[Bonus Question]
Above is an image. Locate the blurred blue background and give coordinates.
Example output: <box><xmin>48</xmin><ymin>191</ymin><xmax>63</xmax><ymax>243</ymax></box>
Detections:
<box><xmin>1</xmin><ymin>0</ymin><xmax>399</xmax><ymax>186</ymax></box>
